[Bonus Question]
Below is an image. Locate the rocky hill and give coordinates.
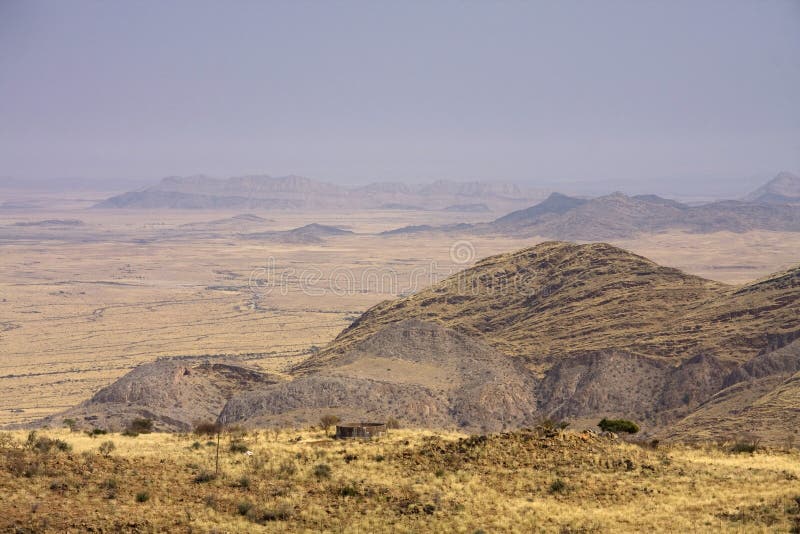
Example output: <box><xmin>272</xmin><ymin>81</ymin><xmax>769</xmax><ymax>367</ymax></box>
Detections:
<box><xmin>219</xmin><ymin>320</ymin><xmax>539</xmax><ymax>432</ymax></box>
<box><xmin>242</xmin><ymin>223</ymin><xmax>353</xmax><ymax>244</ymax></box>
<box><xmin>307</xmin><ymin>242</ymin><xmax>798</xmax><ymax>368</ymax></box>
<box><xmin>41</xmin><ymin>242</ymin><xmax>800</xmax><ymax>441</ymax></box>
<box><xmin>745</xmin><ymin>171</ymin><xmax>800</xmax><ymax>204</ymax></box>
<box><xmin>36</xmin><ymin>358</ymin><xmax>281</xmax><ymax>431</ymax></box>
<box><xmin>486</xmin><ymin>192</ymin><xmax>800</xmax><ymax>239</ymax></box>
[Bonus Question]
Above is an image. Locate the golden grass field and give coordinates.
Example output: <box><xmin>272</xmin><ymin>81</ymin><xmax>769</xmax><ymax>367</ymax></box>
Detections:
<box><xmin>1</xmin><ymin>426</ymin><xmax>799</xmax><ymax>533</ymax></box>
<box><xmin>2</xmin><ymin>205</ymin><xmax>800</xmax><ymax>426</ymax></box>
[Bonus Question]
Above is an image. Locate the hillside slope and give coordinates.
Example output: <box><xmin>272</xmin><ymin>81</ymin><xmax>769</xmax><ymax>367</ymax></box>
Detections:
<box><xmin>486</xmin><ymin>192</ymin><xmax>800</xmax><ymax>239</ymax></box>
<box><xmin>745</xmin><ymin>171</ymin><xmax>800</xmax><ymax>204</ymax></box>
<box><xmin>219</xmin><ymin>320</ymin><xmax>539</xmax><ymax>432</ymax></box>
<box><xmin>303</xmin><ymin>242</ymin><xmax>799</xmax><ymax>371</ymax></box>
<box><xmin>36</xmin><ymin>358</ymin><xmax>281</xmax><ymax>431</ymax></box>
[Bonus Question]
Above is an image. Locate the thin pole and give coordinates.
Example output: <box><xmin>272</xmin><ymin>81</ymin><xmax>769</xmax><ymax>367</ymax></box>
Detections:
<box><xmin>215</xmin><ymin>431</ymin><xmax>220</xmax><ymax>475</ymax></box>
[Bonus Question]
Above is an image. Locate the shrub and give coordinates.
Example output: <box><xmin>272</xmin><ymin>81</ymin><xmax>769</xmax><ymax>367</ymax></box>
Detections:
<box><xmin>194</xmin><ymin>470</ymin><xmax>216</xmax><ymax>483</ymax></box>
<box><xmin>276</xmin><ymin>459</ymin><xmax>297</xmax><ymax>478</ymax></box>
<box><xmin>247</xmin><ymin>503</ymin><xmax>293</xmax><ymax>523</ymax></box>
<box><xmin>135</xmin><ymin>491</ymin><xmax>149</xmax><ymax>503</ymax></box>
<box><xmin>338</xmin><ymin>482</ymin><xmax>360</xmax><ymax>497</ymax></box>
<box><xmin>0</xmin><ymin>432</ymin><xmax>17</xmax><ymax>449</ymax></box>
<box><xmin>85</xmin><ymin>428</ymin><xmax>108</xmax><ymax>438</ymax></box>
<box><xmin>386</xmin><ymin>417</ymin><xmax>401</xmax><ymax>430</ymax></box>
<box><xmin>598</xmin><ymin>418</ymin><xmax>640</xmax><ymax>434</ymax></box>
<box><xmin>319</xmin><ymin>415</ymin><xmax>340</xmax><ymax>437</ymax></box>
<box><xmin>27</xmin><ymin>434</ymin><xmax>71</xmax><ymax>453</ymax></box>
<box><xmin>313</xmin><ymin>463</ymin><xmax>331</xmax><ymax>479</ymax></box>
<box><xmin>190</xmin><ymin>441</ymin><xmax>202</xmax><ymax>450</ymax></box>
<box><xmin>235</xmin><ymin>476</ymin><xmax>251</xmax><ymax>489</ymax></box>
<box><xmin>5</xmin><ymin>450</ymin><xmax>41</xmax><ymax>477</ymax></box>
<box><xmin>539</xmin><ymin>418</ymin><xmax>570</xmax><ymax>431</ymax></box>
<box><xmin>194</xmin><ymin>421</ymin><xmax>222</xmax><ymax>436</ymax></box>
<box><xmin>549</xmin><ymin>478</ymin><xmax>567</xmax><ymax>494</ymax></box>
<box><xmin>62</xmin><ymin>418</ymin><xmax>77</xmax><ymax>432</ymax></box>
<box><xmin>237</xmin><ymin>501</ymin><xmax>253</xmax><ymax>515</ymax></box>
<box><xmin>49</xmin><ymin>480</ymin><xmax>68</xmax><ymax>492</ymax></box>
<box><xmin>98</xmin><ymin>440</ymin><xmax>116</xmax><ymax>458</ymax></box>
<box><xmin>730</xmin><ymin>439</ymin><xmax>759</xmax><ymax>454</ymax></box>
<box><xmin>229</xmin><ymin>441</ymin><xmax>248</xmax><ymax>454</ymax></box>
<box><xmin>125</xmin><ymin>418</ymin><xmax>153</xmax><ymax>436</ymax></box>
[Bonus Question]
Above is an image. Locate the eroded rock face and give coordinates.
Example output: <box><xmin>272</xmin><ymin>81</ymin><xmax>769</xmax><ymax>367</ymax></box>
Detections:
<box><xmin>39</xmin><ymin>359</ymin><xmax>280</xmax><ymax>431</ymax></box>
<box><xmin>220</xmin><ymin>321</ymin><xmax>540</xmax><ymax>432</ymax></box>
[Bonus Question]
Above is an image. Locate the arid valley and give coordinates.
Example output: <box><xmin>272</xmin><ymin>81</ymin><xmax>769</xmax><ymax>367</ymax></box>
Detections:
<box><xmin>3</xmin><ymin>2</ymin><xmax>800</xmax><ymax>531</ymax></box>
<box><xmin>3</xmin><ymin>193</ymin><xmax>800</xmax><ymax>428</ymax></box>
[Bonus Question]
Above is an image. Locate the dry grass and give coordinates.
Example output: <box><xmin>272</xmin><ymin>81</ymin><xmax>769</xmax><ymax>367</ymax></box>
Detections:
<box><xmin>0</xmin><ymin>427</ymin><xmax>798</xmax><ymax>533</ymax></box>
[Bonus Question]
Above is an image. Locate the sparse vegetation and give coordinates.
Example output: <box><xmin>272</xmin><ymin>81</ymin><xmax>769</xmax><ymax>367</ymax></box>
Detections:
<box><xmin>98</xmin><ymin>440</ymin><xmax>116</xmax><ymax>457</ymax></box>
<box><xmin>549</xmin><ymin>478</ymin><xmax>568</xmax><ymax>494</ymax></box>
<box><xmin>731</xmin><ymin>438</ymin><xmax>760</xmax><ymax>454</ymax></box>
<box><xmin>193</xmin><ymin>470</ymin><xmax>216</xmax><ymax>483</ymax></box>
<box><xmin>312</xmin><ymin>463</ymin><xmax>332</xmax><ymax>479</ymax></box>
<box><xmin>598</xmin><ymin>418</ymin><xmax>640</xmax><ymax>434</ymax></box>
<box><xmin>123</xmin><ymin>418</ymin><xmax>154</xmax><ymax>436</ymax></box>
<box><xmin>0</xmin><ymin>427</ymin><xmax>799</xmax><ymax>532</ymax></box>
<box><xmin>319</xmin><ymin>414</ymin><xmax>340</xmax><ymax>437</ymax></box>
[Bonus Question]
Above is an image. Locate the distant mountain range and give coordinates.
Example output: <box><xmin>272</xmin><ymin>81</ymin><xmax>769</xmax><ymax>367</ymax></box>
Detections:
<box><xmin>744</xmin><ymin>171</ymin><xmax>800</xmax><ymax>204</ymax></box>
<box><xmin>93</xmin><ymin>175</ymin><xmax>544</xmax><ymax>211</ymax></box>
<box><xmin>41</xmin><ymin>241</ymin><xmax>800</xmax><ymax>442</ymax></box>
<box><xmin>382</xmin><ymin>172</ymin><xmax>800</xmax><ymax>239</ymax></box>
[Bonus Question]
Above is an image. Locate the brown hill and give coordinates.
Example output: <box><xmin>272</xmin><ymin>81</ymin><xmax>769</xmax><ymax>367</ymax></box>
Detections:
<box><xmin>662</xmin><ymin>339</ymin><xmax>800</xmax><ymax>444</ymax></box>
<box><xmin>41</xmin><ymin>242</ymin><xmax>799</xmax><ymax>442</ymax></box>
<box><xmin>487</xmin><ymin>192</ymin><xmax>800</xmax><ymax>239</ymax></box>
<box><xmin>36</xmin><ymin>358</ymin><xmax>281</xmax><ymax>431</ymax></box>
<box><xmin>304</xmin><ymin>242</ymin><xmax>798</xmax><ymax>371</ymax></box>
<box><xmin>242</xmin><ymin>223</ymin><xmax>353</xmax><ymax>244</ymax></box>
<box><xmin>219</xmin><ymin>320</ymin><xmax>539</xmax><ymax>432</ymax></box>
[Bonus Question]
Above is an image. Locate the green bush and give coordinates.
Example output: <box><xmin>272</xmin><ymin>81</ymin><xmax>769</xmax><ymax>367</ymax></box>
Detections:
<box><xmin>598</xmin><ymin>418</ymin><xmax>640</xmax><ymax>434</ymax></box>
<box><xmin>135</xmin><ymin>491</ymin><xmax>149</xmax><ymax>503</ymax></box>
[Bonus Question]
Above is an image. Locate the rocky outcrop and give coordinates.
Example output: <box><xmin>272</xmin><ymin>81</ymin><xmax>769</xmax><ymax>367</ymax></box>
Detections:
<box><xmin>39</xmin><ymin>358</ymin><xmax>281</xmax><ymax>431</ymax></box>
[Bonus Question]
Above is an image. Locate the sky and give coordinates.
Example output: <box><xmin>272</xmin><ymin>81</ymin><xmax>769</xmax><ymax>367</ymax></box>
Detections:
<box><xmin>1</xmin><ymin>0</ymin><xmax>798</xmax><ymax>196</ymax></box>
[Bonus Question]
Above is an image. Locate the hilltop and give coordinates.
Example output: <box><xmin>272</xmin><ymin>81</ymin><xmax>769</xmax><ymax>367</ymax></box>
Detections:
<box><xmin>242</xmin><ymin>223</ymin><xmax>353</xmax><ymax>244</ymax></box>
<box><xmin>745</xmin><ymin>171</ymin><xmax>800</xmax><ymax>204</ymax></box>
<box><xmin>310</xmin><ymin>241</ymin><xmax>798</xmax><ymax>366</ymax></box>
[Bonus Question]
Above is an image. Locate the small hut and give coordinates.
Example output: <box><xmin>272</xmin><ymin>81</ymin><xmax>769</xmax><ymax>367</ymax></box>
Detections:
<box><xmin>335</xmin><ymin>422</ymin><xmax>387</xmax><ymax>439</ymax></box>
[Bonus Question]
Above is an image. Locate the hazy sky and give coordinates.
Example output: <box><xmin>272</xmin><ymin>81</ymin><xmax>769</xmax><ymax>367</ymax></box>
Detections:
<box><xmin>1</xmin><ymin>0</ymin><xmax>798</xmax><ymax>195</ymax></box>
